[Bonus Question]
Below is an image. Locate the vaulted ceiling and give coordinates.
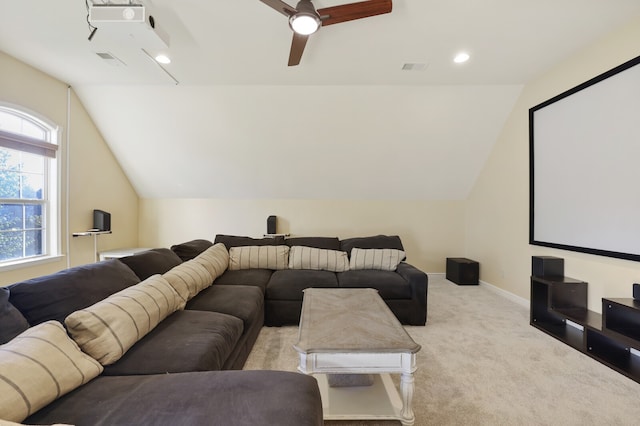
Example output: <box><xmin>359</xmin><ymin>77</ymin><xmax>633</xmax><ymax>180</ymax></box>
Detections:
<box><xmin>1</xmin><ymin>1</ymin><xmax>639</xmax><ymax>199</ymax></box>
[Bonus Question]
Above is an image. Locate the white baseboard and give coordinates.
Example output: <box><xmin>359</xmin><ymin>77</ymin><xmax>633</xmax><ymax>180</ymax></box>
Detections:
<box><xmin>427</xmin><ymin>272</ymin><xmax>445</xmax><ymax>280</ymax></box>
<box><xmin>426</xmin><ymin>272</ymin><xmax>529</xmax><ymax>308</ymax></box>
<box><xmin>479</xmin><ymin>280</ymin><xmax>529</xmax><ymax>308</ymax></box>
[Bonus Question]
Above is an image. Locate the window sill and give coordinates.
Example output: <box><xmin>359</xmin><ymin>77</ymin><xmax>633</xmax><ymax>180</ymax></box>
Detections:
<box><xmin>0</xmin><ymin>254</ymin><xmax>65</xmax><ymax>272</ymax></box>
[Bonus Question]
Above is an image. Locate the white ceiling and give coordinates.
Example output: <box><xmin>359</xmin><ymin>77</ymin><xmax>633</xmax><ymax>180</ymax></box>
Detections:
<box><xmin>1</xmin><ymin>1</ymin><xmax>639</xmax><ymax>199</ymax></box>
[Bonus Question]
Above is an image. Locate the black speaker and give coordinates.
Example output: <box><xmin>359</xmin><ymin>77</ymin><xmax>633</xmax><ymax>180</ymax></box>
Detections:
<box><xmin>93</xmin><ymin>209</ymin><xmax>111</xmax><ymax>231</ymax></box>
<box><xmin>532</xmin><ymin>256</ymin><xmax>564</xmax><ymax>277</ymax></box>
<box><xmin>633</xmin><ymin>283</ymin><xmax>640</xmax><ymax>300</ymax></box>
<box><xmin>267</xmin><ymin>215</ymin><xmax>277</xmax><ymax>234</ymax></box>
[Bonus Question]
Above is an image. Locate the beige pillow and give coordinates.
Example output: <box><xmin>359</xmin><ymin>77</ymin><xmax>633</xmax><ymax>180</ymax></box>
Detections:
<box><xmin>228</xmin><ymin>245</ymin><xmax>289</xmax><ymax>270</ymax></box>
<box><xmin>0</xmin><ymin>421</ymin><xmax>73</xmax><ymax>426</ymax></box>
<box><xmin>65</xmin><ymin>275</ymin><xmax>182</xmax><ymax>366</ymax></box>
<box><xmin>0</xmin><ymin>321</ymin><xmax>103</xmax><ymax>422</ymax></box>
<box><xmin>349</xmin><ymin>248</ymin><xmax>406</xmax><ymax>271</ymax></box>
<box><xmin>163</xmin><ymin>259</ymin><xmax>213</xmax><ymax>303</ymax></box>
<box><xmin>288</xmin><ymin>246</ymin><xmax>350</xmax><ymax>272</ymax></box>
<box><xmin>191</xmin><ymin>242</ymin><xmax>229</xmax><ymax>280</ymax></box>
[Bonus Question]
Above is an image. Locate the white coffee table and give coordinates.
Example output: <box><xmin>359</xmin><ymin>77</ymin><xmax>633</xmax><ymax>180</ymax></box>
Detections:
<box><xmin>294</xmin><ymin>288</ymin><xmax>421</xmax><ymax>426</ymax></box>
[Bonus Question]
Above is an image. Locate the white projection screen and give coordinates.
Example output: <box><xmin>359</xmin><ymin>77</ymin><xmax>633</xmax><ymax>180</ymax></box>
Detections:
<box><xmin>530</xmin><ymin>55</ymin><xmax>640</xmax><ymax>262</ymax></box>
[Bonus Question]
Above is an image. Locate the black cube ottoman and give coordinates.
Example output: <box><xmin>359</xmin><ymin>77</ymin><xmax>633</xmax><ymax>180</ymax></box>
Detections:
<box><xmin>446</xmin><ymin>258</ymin><xmax>479</xmax><ymax>285</ymax></box>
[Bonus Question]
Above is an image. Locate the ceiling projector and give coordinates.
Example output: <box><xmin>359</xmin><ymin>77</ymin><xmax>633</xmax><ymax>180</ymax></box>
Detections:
<box><xmin>88</xmin><ymin>3</ymin><xmax>169</xmax><ymax>50</ymax></box>
<box><xmin>89</xmin><ymin>4</ymin><xmax>146</xmax><ymax>23</ymax></box>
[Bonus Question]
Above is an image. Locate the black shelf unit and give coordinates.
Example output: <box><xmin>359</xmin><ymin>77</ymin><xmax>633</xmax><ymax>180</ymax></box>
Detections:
<box><xmin>529</xmin><ymin>256</ymin><xmax>640</xmax><ymax>384</ymax></box>
<box><xmin>584</xmin><ymin>298</ymin><xmax>640</xmax><ymax>381</ymax></box>
<box><xmin>530</xmin><ymin>275</ymin><xmax>591</xmax><ymax>351</ymax></box>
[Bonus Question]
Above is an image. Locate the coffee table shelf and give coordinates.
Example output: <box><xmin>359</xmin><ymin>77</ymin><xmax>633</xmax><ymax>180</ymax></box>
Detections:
<box><xmin>315</xmin><ymin>373</ymin><xmax>404</xmax><ymax>422</ymax></box>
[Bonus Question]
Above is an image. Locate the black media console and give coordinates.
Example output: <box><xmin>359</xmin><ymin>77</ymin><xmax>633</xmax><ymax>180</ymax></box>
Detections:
<box><xmin>530</xmin><ymin>256</ymin><xmax>640</xmax><ymax>384</ymax></box>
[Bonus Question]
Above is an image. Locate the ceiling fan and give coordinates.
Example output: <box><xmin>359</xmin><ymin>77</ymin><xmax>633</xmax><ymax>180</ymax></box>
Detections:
<box><xmin>259</xmin><ymin>0</ymin><xmax>392</xmax><ymax>66</ymax></box>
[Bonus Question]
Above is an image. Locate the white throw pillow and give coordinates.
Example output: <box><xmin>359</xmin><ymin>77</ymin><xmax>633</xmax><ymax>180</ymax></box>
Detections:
<box><xmin>288</xmin><ymin>246</ymin><xmax>350</xmax><ymax>272</ymax></box>
<box><xmin>228</xmin><ymin>245</ymin><xmax>289</xmax><ymax>270</ymax></box>
<box><xmin>163</xmin><ymin>259</ymin><xmax>213</xmax><ymax>303</ymax></box>
<box><xmin>0</xmin><ymin>321</ymin><xmax>103</xmax><ymax>422</ymax></box>
<box><xmin>65</xmin><ymin>274</ymin><xmax>182</xmax><ymax>366</ymax></box>
<box><xmin>349</xmin><ymin>248</ymin><xmax>406</xmax><ymax>271</ymax></box>
<box><xmin>191</xmin><ymin>242</ymin><xmax>229</xmax><ymax>280</ymax></box>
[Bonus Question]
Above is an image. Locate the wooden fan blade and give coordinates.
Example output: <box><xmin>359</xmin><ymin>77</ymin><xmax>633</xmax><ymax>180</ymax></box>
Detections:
<box><xmin>317</xmin><ymin>0</ymin><xmax>392</xmax><ymax>26</ymax></box>
<box><xmin>288</xmin><ymin>32</ymin><xmax>309</xmax><ymax>66</ymax></box>
<box><xmin>259</xmin><ymin>0</ymin><xmax>297</xmax><ymax>17</ymax></box>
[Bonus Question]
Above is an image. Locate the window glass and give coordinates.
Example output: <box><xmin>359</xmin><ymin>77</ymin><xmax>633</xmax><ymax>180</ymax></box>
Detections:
<box><xmin>0</xmin><ymin>106</ymin><xmax>57</xmax><ymax>265</ymax></box>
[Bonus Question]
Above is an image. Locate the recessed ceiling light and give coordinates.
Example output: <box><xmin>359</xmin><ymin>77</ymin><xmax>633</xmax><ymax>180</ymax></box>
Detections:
<box><xmin>454</xmin><ymin>52</ymin><xmax>470</xmax><ymax>64</ymax></box>
<box><xmin>155</xmin><ymin>54</ymin><xmax>171</xmax><ymax>64</ymax></box>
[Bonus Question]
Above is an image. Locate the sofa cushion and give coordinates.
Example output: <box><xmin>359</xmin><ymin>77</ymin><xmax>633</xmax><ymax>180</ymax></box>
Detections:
<box><xmin>0</xmin><ymin>287</ymin><xmax>29</xmax><ymax>344</ymax></box>
<box><xmin>266</xmin><ymin>270</ymin><xmax>339</xmax><ymax>301</ymax></box>
<box><xmin>186</xmin><ymin>285</ymin><xmax>264</xmax><ymax>331</ymax></box>
<box><xmin>0</xmin><ymin>321</ymin><xmax>103</xmax><ymax>422</ymax></box>
<box><xmin>192</xmin><ymin>243</ymin><xmax>229</xmax><ymax>279</ymax></box>
<box><xmin>214</xmin><ymin>269</ymin><xmax>273</xmax><ymax>292</ymax></box>
<box><xmin>25</xmin><ymin>371</ymin><xmax>323</xmax><ymax>426</ymax></box>
<box><xmin>349</xmin><ymin>248</ymin><xmax>406</xmax><ymax>271</ymax></box>
<box><xmin>101</xmin><ymin>310</ymin><xmax>243</xmax><ymax>375</ymax></box>
<box><xmin>285</xmin><ymin>236</ymin><xmax>340</xmax><ymax>250</ymax></box>
<box><xmin>65</xmin><ymin>275</ymin><xmax>183</xmax><ymax>366</ymax></box>
<box><xmin>228</xmin><ymin>245</ymin><xmax>289</xmax><ymax>271</ymax></box>
<box><xmin>8</xmin><ymin>260</ymin><xmax>141</xmax><ymax>326</ymax></box>
<box><xmin>170</xmin><ymin>239</ymin><xmax>214</xmax><ymax>261</ymax></box>
<box><xmin>163</xmin><ymin>259</ymin><xmax>213</xmax><ymax>303</ymax></box>
<box><xmin>340</xmin><ymin>235</ymin><xmax>405</xmax><ymax>257</ymax></box>
<box><xmin>288</xmin><ymin>246</ymin><xmax>349</xmax><ymax>272</ymax></box>
<box><xmin>118</xmin><ymin>248</ymin><xmax>183</xmax><ymax>280</ymax></box>
<box><xmin>337</xmin><ymin>270</ymin><xmax>413</xmax><ymax>299</ymax></box>
<box><xmin>215</xmin><ymin>234</ymin><xmax>285</xmax><ymax>250</ymax></box>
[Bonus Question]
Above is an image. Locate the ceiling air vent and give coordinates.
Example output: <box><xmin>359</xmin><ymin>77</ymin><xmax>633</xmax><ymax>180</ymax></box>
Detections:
<box><xmin>402</xmin><ymin>63</ymin><xmax>427</xmax><ymax>71</ymax></box>
<box><xmin>96</xmin><ymin>52</ymin><xmax>125</xmax><ymax>66</ymax></box>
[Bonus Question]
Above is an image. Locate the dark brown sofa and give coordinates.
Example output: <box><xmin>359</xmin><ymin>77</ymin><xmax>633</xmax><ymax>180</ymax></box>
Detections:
<box><xmin>210</xmin><ymin>234</ymin><xmax>429</xmax><ymax>326</ymax></box>
<box><xmin>1</xmin><ymin>248</ymin><xmax>322</xmax><ymax>426</ymax></box>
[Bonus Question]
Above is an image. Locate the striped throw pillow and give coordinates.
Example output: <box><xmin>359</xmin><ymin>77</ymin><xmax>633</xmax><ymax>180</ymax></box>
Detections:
<box><xmin>228</xmin><ymin>245</ymin><xmax>289</xmax><ymax>270</ymax></box>
<box><xmin>65</xmin><ymin>275</ymin><xmax>182</xmax><ymax>366</ymax></box>
<box><xmin>0</xmin><ymin>321</ymin><xmax>103</xmax><ymax>422</ymax></box>
<box><xmin>163</xmin><ymin>259</ymin><xmax>214</xmax><ymax>303</ymax></box>
<box><xmin>192</xmin><ymin>242</ymin><xmax>229</xmax><ymax>280</ymax></box>
<box><xmin>349</xmin><ymin>248</ymin><xmax>406</xmax><ymax>271</ymax></box>
<box><xmin>288</xmin><ymin>246</ymin><xmax>350</xmax><ymax>272</ymax></box>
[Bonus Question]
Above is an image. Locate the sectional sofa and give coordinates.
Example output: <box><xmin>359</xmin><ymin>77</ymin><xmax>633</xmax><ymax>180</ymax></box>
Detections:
<box><xmin>210</xmin><ymin>234</ymin><xmax>429</xmax><ymax>326</ymax></box>
<box><xmin>0</xmin><ymin>234</ymin><xmax>427</xmax><ymax>425</ymax></box>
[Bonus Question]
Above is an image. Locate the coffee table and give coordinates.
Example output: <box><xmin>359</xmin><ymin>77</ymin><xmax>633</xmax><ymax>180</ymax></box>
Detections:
<box><xmin>294</xmin><ymin>288</ymin><xmax>421</xmax><ymax>426</ymax></box>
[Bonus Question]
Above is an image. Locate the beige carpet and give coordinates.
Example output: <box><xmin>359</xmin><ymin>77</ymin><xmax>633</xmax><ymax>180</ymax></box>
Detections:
<box><xmin>244</xmin><ymin>276</ymin><xmax>640</xmax><ymax>425</ymax></box>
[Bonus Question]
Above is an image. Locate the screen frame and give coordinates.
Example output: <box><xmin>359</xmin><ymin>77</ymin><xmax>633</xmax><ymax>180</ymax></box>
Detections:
<box><xmin>529</xmin><ymin>54</ymin><xmax>640</xmax><ymax>262</ymax></box>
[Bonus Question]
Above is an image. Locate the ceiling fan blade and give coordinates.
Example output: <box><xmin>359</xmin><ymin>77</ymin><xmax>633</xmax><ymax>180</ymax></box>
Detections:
<box><xmin>259</xmin><ymin>0</ymin><xmax>297</xmax><ymax>17</ymax></box>
<box><xmin>317</xmin><ymin>0</ymin><xmax>392</xmax><ymax>26</ymax></box>
<box><xmin>288</xmin><ymin>32</ymin><xmax>309</xmax><ymax>66</ymax></box>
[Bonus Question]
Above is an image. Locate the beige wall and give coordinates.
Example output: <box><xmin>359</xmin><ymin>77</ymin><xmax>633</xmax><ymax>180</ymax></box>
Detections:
<box><xmin>466</xmin><ymin>16</ymin><xmax>640</xmax><ymax>311</ymax></box>
<box><xmin>0</xmin><ymin>51</ymin><xmax>139</xmax><ymax>285</ymax></box>
<box><xmin>6</xmin><ymin>16</ymin><xmax>639</xmax><ymax>298</ymax></box>
<box><xmin>139</xmin><ymin>198</ymin><xmax>465</xmax><ymax>272</ymax></box>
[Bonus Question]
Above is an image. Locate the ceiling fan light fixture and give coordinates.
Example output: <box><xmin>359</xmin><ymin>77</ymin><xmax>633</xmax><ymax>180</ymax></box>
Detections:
<box><xmin>289</xmin><ymin>13</ymin><xmax>321</xmax><ymax>35</ymax></box>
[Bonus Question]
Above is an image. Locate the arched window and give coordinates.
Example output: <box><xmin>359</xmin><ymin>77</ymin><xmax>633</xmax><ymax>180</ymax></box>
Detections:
<box><xmin>0</xmin><ymin>105</ymin><xmax>59</xmax><ymax>265</ymax></box>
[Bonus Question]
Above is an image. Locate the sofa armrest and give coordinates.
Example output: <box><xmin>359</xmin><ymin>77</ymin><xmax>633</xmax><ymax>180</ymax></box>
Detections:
<box><xmin>396</xmin><ymin>262</ymin><xmax>428</xmax><ymax>305</ymax></box>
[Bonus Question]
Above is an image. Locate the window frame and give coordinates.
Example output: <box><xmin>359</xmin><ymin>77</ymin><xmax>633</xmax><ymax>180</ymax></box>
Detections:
<box><xmin>0</xmin><ymin>103</ymin><xmax>61</xmax><ymax>269</ymax></box>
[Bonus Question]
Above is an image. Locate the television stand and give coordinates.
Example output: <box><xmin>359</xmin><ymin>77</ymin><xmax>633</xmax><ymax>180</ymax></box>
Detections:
<box><xmin>530</xmin><ymin>256</ymin><xmax>640</xmax><ymax>384</ymax></box>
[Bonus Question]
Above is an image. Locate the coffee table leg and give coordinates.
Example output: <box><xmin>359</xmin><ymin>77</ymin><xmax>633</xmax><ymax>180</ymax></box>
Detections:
<box><xmin>400</xmin><ymin>369</ymin><xmax>416</xmax><ymax>425</ymax></box>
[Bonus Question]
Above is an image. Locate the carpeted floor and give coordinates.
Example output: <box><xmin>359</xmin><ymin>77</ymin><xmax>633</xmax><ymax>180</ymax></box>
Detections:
<box><xmin>243</xmin><ymin>276</ymin><xmax>640</xmax><ymax>425</ymax></box>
